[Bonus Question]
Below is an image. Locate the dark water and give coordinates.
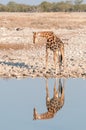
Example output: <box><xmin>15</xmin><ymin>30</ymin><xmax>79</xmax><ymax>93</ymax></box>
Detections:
<box><xmin>0</xmin><ymin>78</ymin><xmax>86</xmax><ymax>130</ymax></box>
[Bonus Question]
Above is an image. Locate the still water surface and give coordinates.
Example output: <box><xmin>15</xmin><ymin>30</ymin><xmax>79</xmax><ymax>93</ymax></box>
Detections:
<box><xmin>0</xmin><ymin>78</ymin><xmax>86</xmax><ymax>130</ymax></box>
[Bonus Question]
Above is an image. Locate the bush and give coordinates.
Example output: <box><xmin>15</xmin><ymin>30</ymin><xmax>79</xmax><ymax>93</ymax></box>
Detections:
<box><xmin>0</xmin><ymin>1</ymin><xmax>86</xmax><ymax>12</ymax></box>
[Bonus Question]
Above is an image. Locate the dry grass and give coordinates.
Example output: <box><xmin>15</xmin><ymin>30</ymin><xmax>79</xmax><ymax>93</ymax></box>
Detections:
<box><xmin>0</xmin><ymin>12</ymin><xmax>86</xmax><ymax>29</ymax></box>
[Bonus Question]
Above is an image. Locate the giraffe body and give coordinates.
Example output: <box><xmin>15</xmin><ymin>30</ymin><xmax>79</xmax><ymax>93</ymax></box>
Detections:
<box><xmin>33</xmin><ymin>31</ymin><xmax>64</xmax><ymax>71</ymax></box>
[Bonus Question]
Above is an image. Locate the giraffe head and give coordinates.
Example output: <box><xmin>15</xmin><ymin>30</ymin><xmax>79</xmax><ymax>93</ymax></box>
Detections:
<box><xmin>33</xmin><ymin>108</ymin><xmax>41</xmax><ymax>120</ymax></box>
<box><xmin>33</xmin><ymin>32</ymin><xmax>41</xmax><ymax>44</ymax></box>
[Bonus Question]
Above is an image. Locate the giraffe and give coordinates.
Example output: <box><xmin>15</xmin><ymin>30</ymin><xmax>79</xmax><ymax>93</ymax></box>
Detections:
<box><xmin>33</xmin><ymin>78</ymin><xmax>65</xmax><ymax>120</ymax></box>
<box><xmin>33</xmin><ymin>31</ymin><xmax>64</xmax><ymax>72</ymax></box>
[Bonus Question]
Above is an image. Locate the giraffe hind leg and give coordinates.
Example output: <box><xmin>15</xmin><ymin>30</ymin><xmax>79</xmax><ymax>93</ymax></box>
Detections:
<box><xmin>53</xmin><ymin>79</ymin><xmax>58</xmax><ymax>98</ymax></box>
<box><xmin>59</xmin><ymin>46</ymin><xmax>64</xmax><ymax>72</ymax></box>
<box><xmin>60</xmin><ymin>46</ymin><xmax>64</xmax><ymax>66</ymax></box>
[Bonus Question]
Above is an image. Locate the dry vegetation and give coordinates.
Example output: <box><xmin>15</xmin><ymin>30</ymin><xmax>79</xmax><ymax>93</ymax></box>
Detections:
<box><xmin>0</xmin><ymin>12</ymin><xmax>86</xmax><ymax>29</ymax></box>
<box><xmin>0</xmin><ymin>12</ymin><xmax>86</xmax><ymax>78</ymax></box>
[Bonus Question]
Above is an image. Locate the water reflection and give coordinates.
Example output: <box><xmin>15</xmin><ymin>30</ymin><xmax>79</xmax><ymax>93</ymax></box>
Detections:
<box><xmin>0</xmin><ymin>78</ymin><xmax>86</xmax><ymax>130</ymax></box>
<box><xmin>33</xmin><ymin>78</ymin><xmax>65</xmax><ymax>120</ymax></box>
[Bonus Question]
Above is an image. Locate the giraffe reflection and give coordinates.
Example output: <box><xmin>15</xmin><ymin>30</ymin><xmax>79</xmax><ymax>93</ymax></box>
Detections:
<box><xmin>33</xmin><ymin>79</ymin><xmax>65</xmax><ymax>120</ymax></box>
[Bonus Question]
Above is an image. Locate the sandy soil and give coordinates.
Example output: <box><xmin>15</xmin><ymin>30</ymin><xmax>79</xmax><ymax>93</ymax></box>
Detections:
<box><xmin>0</xmin><ymin>12</ymin><xmax>86</xmax><ymax>79</ymax></box>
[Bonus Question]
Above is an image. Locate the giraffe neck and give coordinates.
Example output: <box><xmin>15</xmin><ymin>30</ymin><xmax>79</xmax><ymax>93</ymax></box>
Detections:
<box><xmin>37</xmin><ymin>31</ymin><xmax>54</xmax><ymax>39</ymax></box>
<box><xmin>38</xmin><ymin>112</ymin><xmax>54</xmax><ymax>120</ymax></box>
<box><xmin>33</xmin><ymin>108</ymin><xmax>54</xmax><ymax>120</ymax></box>
<box><xmin>33</xmin><ymin>31</ymin><xmax>54</xmax><ymax>43</ymax></box>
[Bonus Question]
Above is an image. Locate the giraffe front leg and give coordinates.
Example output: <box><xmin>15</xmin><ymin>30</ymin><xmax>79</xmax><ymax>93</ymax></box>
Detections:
<box><xmin>46</xmin><ymin>79</ymin><xmax>50</xmax><ymax>107</ymax></box>
<box><xmin>61</xmin><ymin>79</ymin><xmax>65</xmax><ymax>101</ymax></box>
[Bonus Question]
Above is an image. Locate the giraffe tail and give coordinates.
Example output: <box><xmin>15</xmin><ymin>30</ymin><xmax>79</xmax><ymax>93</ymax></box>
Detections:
<box><xmin>59</xmin><ymin>54</ymin><xmax>62</xmax><ymax>66</ymax></box>
<box><xmin>58</xmin><ymin>79</ymin><xmax>62</xmax><ymax>94</ymax></box>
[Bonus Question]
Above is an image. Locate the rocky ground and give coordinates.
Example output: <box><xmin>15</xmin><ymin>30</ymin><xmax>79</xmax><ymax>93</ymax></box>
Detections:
<box><xmin>0</xmin><ymin>12</ymin><xmax>86</xmax><ymax>79</ymax></box>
